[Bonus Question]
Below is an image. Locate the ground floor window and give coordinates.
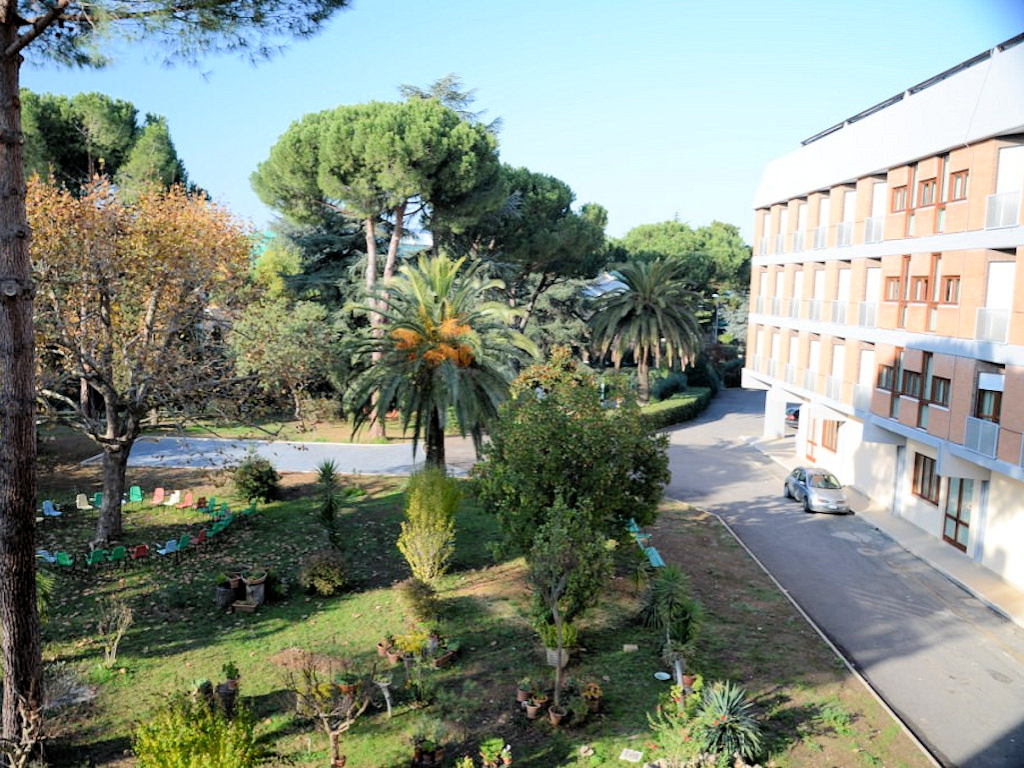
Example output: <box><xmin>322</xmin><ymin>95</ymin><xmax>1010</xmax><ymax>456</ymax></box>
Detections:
<box><xmin>912</xmin><ymin>453</ymin><xmax>939</xmax><ymax>505</ymax></box>
<box><xmin>822</xmin><ymin>420</ymin><xmax>840</xmax><ymax>452</ymax></box>
<box><xmin>943</xmin><ymin>477</ymin><xmax>973</xmax><ymax>552</ymax></box>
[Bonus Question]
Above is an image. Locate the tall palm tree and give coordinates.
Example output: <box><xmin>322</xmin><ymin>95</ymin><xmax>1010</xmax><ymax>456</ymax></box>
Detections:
<box><xmin>589</xmin><ymin>258</ymin><xmax>702</xmax><ymax>404</ymax></box>
<box><xmin>348</xmin><ymin>253</ymin><xmax>536</xmax><ymax>468</ymax></box>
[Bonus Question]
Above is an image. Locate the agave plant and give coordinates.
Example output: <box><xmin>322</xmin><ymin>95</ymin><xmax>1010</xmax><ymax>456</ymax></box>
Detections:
<box><xmin>691</xmin><ymin>680</ymin><xmax>763</xmax><ymax>761</ymax></box>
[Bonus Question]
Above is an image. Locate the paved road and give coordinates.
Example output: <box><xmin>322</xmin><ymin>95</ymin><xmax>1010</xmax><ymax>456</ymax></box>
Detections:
<box><xmin>663</xmin><ymin>388</ymin><xmax>1024</xmax><ymax>768</ymax></box>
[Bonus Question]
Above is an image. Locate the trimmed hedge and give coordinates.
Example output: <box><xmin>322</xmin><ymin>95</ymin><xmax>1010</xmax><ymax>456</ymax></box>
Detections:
<box><xmin>640</xmin><ymin>388</ymin><xmax>713</xmax><ymax>430</ymax></box>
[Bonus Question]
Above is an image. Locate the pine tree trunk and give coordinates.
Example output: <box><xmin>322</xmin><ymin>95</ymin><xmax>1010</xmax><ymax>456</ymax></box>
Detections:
<box><xmin>95</xmin><ymin>446</ymin><xmax>129</xmax><ymax>545</ymax></box>
<box><xmin>0</xmin><ymin>27</ymin><xmax>44</xmax><ymax>740</ymax></box>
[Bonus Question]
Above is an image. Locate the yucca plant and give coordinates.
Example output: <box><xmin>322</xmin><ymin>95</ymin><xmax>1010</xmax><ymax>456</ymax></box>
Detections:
<box><xmin>690</xmin><ymin>680</ymin><xmax>762</xmax><ymax>762</ymax></box>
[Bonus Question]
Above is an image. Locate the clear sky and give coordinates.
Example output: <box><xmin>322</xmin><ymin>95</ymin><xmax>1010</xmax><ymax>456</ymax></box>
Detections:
<box><xmin>19</xmin><ymin>0</ymin><xmax>1024</xmax><ymax>243</ymax></box>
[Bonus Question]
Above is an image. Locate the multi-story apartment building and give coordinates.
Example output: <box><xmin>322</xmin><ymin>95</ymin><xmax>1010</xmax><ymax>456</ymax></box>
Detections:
<box><xmin>743</xmin><ymin>33</ymin><xmax>1024</xmax><ymax>592</ymax></box>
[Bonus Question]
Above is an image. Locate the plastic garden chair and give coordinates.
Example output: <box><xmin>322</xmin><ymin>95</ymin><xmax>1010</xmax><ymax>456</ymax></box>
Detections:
<box><xmin>193</xmin><ymin>528</ymin><xmax>208</xmax><ymax>548</ymax></box>
<box><xmin>175</xmin><ymin>491</ymin><xmax>194</xmax><ymax>509</ymax></box>
<box><xmin>55</xmin><ymin>552</ymin><xmax>75</xmax><ymax>570</ymax></box>
<box><xmin>84</xmin><ymin>549</ymin><xmax>108</xmax><ymax>570</ymax></box>
<box><xmin>151</xmin><ymin>487</ymin><xmax>166</xmax><ymax>505</ymax></box>
<box><xmin>163</xmin><ymin>489</ymin><xmax>181</xmax><ymax>506</ymax></box>
<box><xmin>126</xmin><ymin>485</ymin><xmax>144</xmax><ymax>509</ymax></box>
<box><xmin>92</xmin><ymin>492</ymin><xmax>103</xmax><ymax>509</ymax></box>
<box><xmin>41</xmin><ymin>500</ymin><xmax>61</xmax><ymax>518</ymax></box>
<box><xmin>107</xmin><ymin>545</ymin><xmax>128</xmax><ymax>570</ymax></box>
<box><xmin>156</xmin><ymin>539</ymin><xmax>178</xmax><ymax>558</ymax></box>
<box><xmin>130</xmin><ymin>544</ymin><xmax>150</xmax><ymax>565</ymax></box>
<box><xmin>36</xmin><ymin>549</ymin><xmax>57</xmax><ymax>564</ymax></box>
<box><xmin>193</xmin><ymin>496</ymin><xmax>207</xmax><ymax>512</ymax></box>
<box><xmin>75</xmin><ymin>493</ymin><xmax>94</xmax><ymax>511</ymax></box>
<box><xmin>174</xmin><ymin>533</ymin><xmax>191</xmax><ymax>562</ymax></box>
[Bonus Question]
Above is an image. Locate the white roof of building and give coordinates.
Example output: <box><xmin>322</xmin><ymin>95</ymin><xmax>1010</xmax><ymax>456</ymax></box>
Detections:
<box><xmin>753</xmin><ymin>34</ymin><xmax>1024</xmax><ymax>209</ymax></box>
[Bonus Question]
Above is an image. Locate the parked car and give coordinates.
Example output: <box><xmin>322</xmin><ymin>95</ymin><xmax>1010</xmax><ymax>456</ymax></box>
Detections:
<box><xmin>785</xmin><ymin>405</ymin><xmax>801</xmax><ymax>426</ymax></box>
<box><xmin>783</xmin><ymin>467</ymin><xmax>850</xmax><ymax>513</ymax></box>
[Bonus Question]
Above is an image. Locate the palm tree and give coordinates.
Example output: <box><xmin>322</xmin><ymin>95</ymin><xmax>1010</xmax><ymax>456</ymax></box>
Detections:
<box><xmin>588</xmin><ymin>258</ymin><xmax>702</xmax><ymax>404</ymax></box>
<box><xmin>348</xmin><ymin>253</ymin><xmax>536</xmax><ymax>468</ymax></box>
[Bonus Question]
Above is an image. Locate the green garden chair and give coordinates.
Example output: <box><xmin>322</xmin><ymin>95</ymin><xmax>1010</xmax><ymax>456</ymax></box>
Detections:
<box><xmin>84</xmin><ymin>549</ymin><xmax>108</xmax><ymax>570</ymax></box>
<box><xmin>107</xmin><ymin>545</ymin><xmax>128</xmax><ymax>570</ymax></box>
<box><xmin>55</xmin><ymin>552</ymin><xmax>75</xmax><ymax>571</ymax></box>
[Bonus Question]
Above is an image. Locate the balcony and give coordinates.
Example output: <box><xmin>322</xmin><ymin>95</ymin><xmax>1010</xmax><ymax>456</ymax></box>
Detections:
<box><xmin>755</xmin><ymin>296</ymin><xmax>766</xmax><ymax>313</ymax></box>
<box><xmin>803</xmin><ymin>369</ymin><xmax>817</xmax><ymax>391</ymax></box>
<box><xmin>788</xmin><ymin>297</ymin><xmax>801</xmax><ymax>318</ymax></box>
<box><xmin>836</xmin><ymin>222</ymin><xmax>854</xmax><ymax>247</ymax></box>
<box><xmin>964</xmin><ymin>416</ymin><xmax>999</xmax><ymax>458</ymax></box>
<box><xmin>793</xmin><ymin>231</ymin><xmax>806</xmax><ymax>252</ymax></box>
<box><xmin>829</xmin><ymin>301</ymin><xmax>848</xmax><ymax>324</ymax></box>
<box><xmin>852</xmin><ymin>384</ymin><xmax>872</xmax><ymax>411</ymax></box>
<box><xmin>825</xmin><ymin>376</ymin><xmax>842</xmax><ymax>401</ymax></box>
<box><xmin>759</xmin><ymin>235</ymin><xmax>771</xmax><ymax>255</ymax></box>
<box><xmin>768</xmin><ymin>360</ymin><xmax>779</xmax><ymax>379</ymax></box>
<box><xmin>774</xmin><ymin>233</ymin><xmax>786</xmax><ymax>254</ymax></box>
<box><xmin>784</xmin><ymin>364</ymin><xmax>798</xmax><ymax>385</ymax></box>
<box><xmin>812</xmin><ymin>226</ymin><xmax>828</xmax><ymax>250</ymax></box>
<box><xmin>986</xmin><ymin>191</ymin><xmax>1021</xmax><ymax>229</ymax></box>
<box><xmin>864</xmin><ymin>216</ymin><xmax>884</xmax><ymax>243</ymax></box>
<box><xmin>770</xmin><ymin>297</ymin><xmax>782</xmax><ymax>316</ymax></box>
<box><xmin>856</xmin><ymin>301</ymin><xmax>877</xmax><ymax>327</ymax></box>
<box><xmin>807</xmin><ymin>300</ymin><xmax>822</xmax><ymax>321</ymax></box>
<box><xmin>976</xmin><ymin>307</ymin><xmax>1009</xmax><ymax>343</ymax></box>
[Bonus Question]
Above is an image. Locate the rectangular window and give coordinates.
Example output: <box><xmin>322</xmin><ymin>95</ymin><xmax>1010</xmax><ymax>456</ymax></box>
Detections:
<box><xmin>950</xmin><ymin>171</ymin><xmax>969</xmax><ymax>201</ymax></box>
<box><xmin>975</xmin><ymin>389</ymin><xmax>1002</xmax><ymax>423</ymax></box>
<box><xmin>902</xmin><ymin>370</ymin><xmax>922</xmax><ymax>399</ymax></box>
<box><xmin>892</xmin><ymin>186</ymin><xmax>907</xmax><ymax>212</ymax></box>
<box><xmin>878</xmin><ymin>365</ymin><xmax>895</xmax><ymax>390</ymax></box>
<box><xmin>913</xmin><ymin>453</ymin><xmax>940</xmax><ymax>505</ymax></box>
<box><xmin>941</xmin><ymin>276</ymin><xmax>960</xmax><ymax>304</ymax></box>
<box><xmin>918</xmin><ymin>178</ymin><xmax>936</xmax><ymax>206</ymax></box>
<box><xmin>822</xmin><ymin>420</ymin><xmax>839</xmax><ymax>452</ymax></box>
<box><xmin>943</xmin><ymin>477</ymin><xmax>973</xmax><ymax>552</ymax></box>
<box><xmin>930</xmin><ymin>377</ymin><xmax>951</xmax><ymax>406</ymax></box>
<box><xmin>885</xmin><ymin>277</ymin><xmax>901</xmax><ymax>301</ymax></box>
<box><xmin>910</xmin><ymin>277</ymin><xmax>929</xmax><ymax>302</ymax></box>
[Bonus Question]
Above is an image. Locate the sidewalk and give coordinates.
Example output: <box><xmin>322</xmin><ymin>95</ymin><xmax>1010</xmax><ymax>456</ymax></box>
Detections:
<box><xmin>751</xmin><ymin>434</ymin><xmax>1024</xmax><ymax>630</ymax></box>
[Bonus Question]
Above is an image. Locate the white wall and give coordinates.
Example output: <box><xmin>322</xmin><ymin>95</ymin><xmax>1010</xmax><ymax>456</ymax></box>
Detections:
<box><xmin>982</xmin><ymin>474</ymin><xmax>1024</xmax><ymax>591</ymax></box>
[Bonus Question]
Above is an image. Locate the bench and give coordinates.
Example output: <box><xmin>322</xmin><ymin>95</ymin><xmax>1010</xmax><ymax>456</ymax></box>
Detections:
<box><xmin>645</xmin><ymin>546</ymin><xmax>666</xmax><ymax>568</ymax></box>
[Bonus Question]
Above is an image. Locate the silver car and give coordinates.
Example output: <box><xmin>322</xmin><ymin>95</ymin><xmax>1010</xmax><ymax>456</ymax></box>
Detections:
<box><xmin>783</xmin><ymin>467</ymin><xmax>850</xmax><ymax>514</ymax></box>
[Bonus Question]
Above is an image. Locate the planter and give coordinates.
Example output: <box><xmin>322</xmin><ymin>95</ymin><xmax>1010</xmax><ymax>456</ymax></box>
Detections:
<box><xmin>386</xmin><ymin>649</ymin><xmax>403</xmax><ymax>666</ymax></box>
<box><xmin>377</xmin><ymin>641</ymin><xmax>393</xmax><ymax>657</ymax></box>
<box><xmin>585</xmin><ymin>696</ymin><xmax>601</xmax><ymax>713</ymax></box>
<box><xmin>524</xmin><ymin>700</ymin><xmax>543</xmax><ymax>719</ymax></box>
<box><xmin>244</xmin><ymin>573</ymin><xmax>267</xmax><ymax>606</ymax></box>
<box><xmin>433</xmin><ymin>649</ymin><xmax>457</xmax><ymax>668</ymax></box>
<box><xmin>682</xmin><ymin>673</ymin><xmax>697</xmax><ymax>688</ymax></box>
<box><xmin>232</xmin><ymin>600</ymin><xmax>258</xmax><ymax>613</ymax></box>
<box><xmin>216</xmin><ymin>584</ymin><xmax>235</xmax><ymax>610</ymax></box>
<box><xmin>515</xmin><ymin>686</ymin><xmax>531</xmax><ymax>703</ymax></box>
<box><xmin>545</xmin><ymin>647</ymin><xmax>570</xmax><ymax>668</ymax></box>
<box><xmin>547</xmin><ymin>705</ymin><xmax>567</xmax><ymax>726</ymax></box>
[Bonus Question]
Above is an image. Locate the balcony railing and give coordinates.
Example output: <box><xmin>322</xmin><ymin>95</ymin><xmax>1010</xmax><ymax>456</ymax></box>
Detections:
<box><xmin>755</xmin><ymin>296</ymin><xmax>766</xmax><ymax>313</ymax></box>
<box><xmin>759</xmin><ymin>236</ymin><xmax>771</xmax><ymax>255</ymax></box>
<box><xmin>793</xmin><ymin>231</ymin><xmax>806</xmax><ymax>252</ymax></box>
<box><xmin>864</xmin><ymin>216</ymin><xmax>884</xmax><ymax>243</ymax></box>
<box><xmin>768</xmin><ymin>360</ymin><xmax>779</xmax><ymax>379</ymax></box>
<box><xmin>976</xmin><ymin>307</ymin><xmax>1009</xmax><ymax>343</ymax></box>
<box><xmin>750</xmin><ymin>355</ymin><xmax>764</xmax><ymax>374</ymax></box>
<box><xmin>825</xmin><ymin>376</ymin><xmax>842</xmax><ymax>401</ymax></box>
<box><xmin>986</xmin><ymin>191</ymin><xmax>1021</xmax><ymax>229</ymax></box>
<box><xmin>785</xmin><ymin>364</ymin><xmax>798</xmax><ymax>385</ymax></box>
<box><xmin>830</xmin><ymin>301</ymin><xmax>848</xmax><ymax>324</ymax></box>
<box><xmin>770</xmin><ymin>297</ymin><xmax>782</xmax><ymax>316</ymax></box>
<box><xmin>964</xmin><ymin>416</ymin><xmax>999</xmax><ymax>458</ymax></box>
<box><xmin>803</xmin><ymin>369</ymin><xmax>817</xmax><ymax>391</ymax></box>
<box><xmin>774</xmin><ymin>233</ymin><xmax>786</xmax><ymax>254</ymax></box>
<box><xmin>852</xmin><ymin>384</ymin><xmax>872</xmax><ymax>411</ymax></box>
<box><xmin>788</xmin><ymin>297</ymin><xmax>801</xmax><ymax>318</ymax></box>
<box><xmin>837</xmin><ymin>222</ymin><xmax>854</xmax><ymax>247</ymax></box>
<box><xmin>857</xmin><ymin>301</ymin><xmax>878</xmax><ymax>327</ymax></box>
<box><xmin>812</xmin><ymin>226</ymin><xmax>828</xmax><ymax>250</ymax></box>
<box><xmin>807</xmin><ymin>300</ymin><xmax>822</xmax><ymax>321</ymax></box>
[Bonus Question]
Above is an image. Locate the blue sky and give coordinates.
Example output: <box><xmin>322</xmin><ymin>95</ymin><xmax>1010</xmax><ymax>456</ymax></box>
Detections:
<box><xmin>20</xmin><ymin>0</ymin><xmax>1024</xmax><ymax>243</ymax></box>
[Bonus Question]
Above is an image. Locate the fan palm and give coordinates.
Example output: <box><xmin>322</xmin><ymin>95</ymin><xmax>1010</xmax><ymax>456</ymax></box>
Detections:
<box><xmin>588</xmin><ymin>258</ymin><xmax>701</xmax><ymax>403</ymax></box>
<box><xmin>348</xmin><ymin>253</ymin><xmax>536</xmax><ymax>468</ymax></box>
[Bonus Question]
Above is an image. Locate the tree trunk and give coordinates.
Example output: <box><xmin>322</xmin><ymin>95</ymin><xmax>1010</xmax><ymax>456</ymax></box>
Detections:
<box><xmin>364</xmin><ymin>216</ymin><xmax>386</xmax><ymax>439</ymax></box>
<box><xmin>424</xmin><ymin>407</ymin><xmax>445</xmax><ymax>470</ymax></box>
<box><xmin>95</xmin><ymin>445</ymin><xmax>130</xmax><ymax>545</ymax></box>
<box><xmin>0</xmin><ymin>28</ymin><xmax>44</xmax><ymax>740</ymax></box>
<box><xmin>637</xmin><ymin>349</ymin><xmax>650</xmax><ymax>405</ymax></box>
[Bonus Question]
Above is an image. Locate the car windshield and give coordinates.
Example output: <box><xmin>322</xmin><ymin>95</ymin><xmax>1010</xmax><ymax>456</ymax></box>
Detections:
<box><xmin>809</xmin><ymin>473</ymin><xmax>841</xmax><ymax>490</ymax></box>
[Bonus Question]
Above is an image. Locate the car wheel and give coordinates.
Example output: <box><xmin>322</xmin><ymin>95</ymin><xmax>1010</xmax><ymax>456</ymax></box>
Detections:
<box><xmin>803</xmin><ymin>497</ymin><xmax>813</xmax><ymax>513</ymax></box>
<box><xmin>783</xmin><ymin>483</ymin><xmax>791</xmax><ymax>499</ymax></box>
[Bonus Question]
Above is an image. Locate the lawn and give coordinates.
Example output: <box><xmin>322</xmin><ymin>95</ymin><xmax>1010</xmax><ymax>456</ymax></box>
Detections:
<box><xmin>34</xmin><ymin>456</ymin><xmax>931</xmax><ymax>767</ymax></box>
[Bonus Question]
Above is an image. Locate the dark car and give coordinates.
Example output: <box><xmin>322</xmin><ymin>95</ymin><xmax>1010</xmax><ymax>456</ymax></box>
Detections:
<box><xmin>785</xmin><ymin>405</ymin><xmax>801</xmax><ymax>426</ymax></box>
<box><xmin>783</xmin><ymin>467</ymin><xmax>850</xmax><ymax>513</ymax></box>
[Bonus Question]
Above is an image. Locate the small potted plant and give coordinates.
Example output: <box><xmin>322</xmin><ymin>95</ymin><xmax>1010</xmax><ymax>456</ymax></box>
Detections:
<box><xmin>453</xmin><ymin>757</ymin><xmax>475</xmax><ymax>768</ymax></box>
<box><xmin>222</xmin><ymin>660</ymin><xmax>240</xmax><ymax>690</ymax></box>
<box><xmin>569</xmin><ymin>695</ymin><xmax>590</xmax><ymax>724</ymax></box>
<box><xmin>516</xmin><ymin>676</ymin><xmax>534</xmax><ymax>703</ymax></box>
<box><xmin>377</xmin><ymin>633</ymin><xmax>396</xmax><ymax>657</ymax></box>
<box><xmin>581</xmin><ymin>681</ymin><xmax>603</xmax><ymax>712</ymax></box>
<box><xmin>334</xmin><ymin>669</ymin><xmax>361</xmax><ymax>696</ymax></box>
<box><xmin>500</xmin><ymin>743</ymin><xmax>512</xmax><ymax>765</ymax></box>
<box><xmin>479</xmin><ymin>737</ymin><xmax>505</xmax><ymax>768</ymax></box>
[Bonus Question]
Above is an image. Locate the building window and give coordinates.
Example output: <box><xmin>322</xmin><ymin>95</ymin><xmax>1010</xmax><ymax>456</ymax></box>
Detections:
<box><xmin>913</xmin><ymin>453</ymin><xmax>940</xmax><ymax>505</ymax></box>
<box><xmin>902</xmin><ymin>370</ymin><xmax>922</xmax><ymax>399</ymax></box>
<box><xmin>943</xmin><ymin>478</ymin><xmax>973</xmax><ymax>552</ymax></box>
<box><xmin>950</xmin><ymin>170</ymin><xmax>969</xmax><ymax>201</ymax></box>
<box><xmin>940</xmin><ymin>276</ymin><xmax>960</xmax><ymax>304</ymax></box>
<box><xmin>885</xmin><ymin>277</ymin><xmax>901</xmax><ymax>301</ymax></box>
<box><xmin>930</xmin><ymin>377</ymin><xmax>951</xmax><ymax>407</ymax></box>
<box><xmin>910</xmin><ymin>277</ymin><xmax>929</xmax><ymax>302</ymax></box>
<box><xmin>975</xmin><ymin>388</ymin><xmax>1002</xmax><ymax>423</ymax></box>
<box><xmin>878</xmin><ymin>365</ymin><xmax>895</xmax><ymax>391</ymax></box>
<box><xmin>918</xmin><ymin>178</ymin><xmax>936</xmax><ymax>206</ymax></box>
<box><xmin>892</xmin><ymin>186</ymin><xmax>907</xmax><ymax>212</ymax></box>
<box><xmin>822</xmin><ymin>420</ymin><xmax>839</xmax><ymax>452</ymax></box>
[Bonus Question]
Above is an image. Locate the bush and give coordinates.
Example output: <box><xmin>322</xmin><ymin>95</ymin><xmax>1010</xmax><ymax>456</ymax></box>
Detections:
<box><xmin>298</xmin><ymin>550</ymin><xmax>347</xmax><ymax>596</ymax></box>
<box><xmin>640</xmin><ymin>388</ymin><xmax>712</xmax><ymax>430</ymax></box>
<box><xmin>132</xmin><ymin>692</ymin><xmax>271</xmax><ymax>768</ymax></box>
<box><xmin>651</xmin><ymin>370</ymin><xmax>689</xmax><ymax>401</ymax></box>
<box><xmin>397</xmin><ymin>467</ymin><xmax>459</xmax><ymax>585</ymax></box>
<box><xmin>233</xmin><ymin>452</ymin><xmax>280</xmax><ymax>502</ymax></box>
<box><xmin>690</xmin><ymin>681</ymin><xmax>762</xmax><ymax>761</ymax></box>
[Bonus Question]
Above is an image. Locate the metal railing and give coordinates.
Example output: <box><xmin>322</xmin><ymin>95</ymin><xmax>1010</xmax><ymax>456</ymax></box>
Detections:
<box><xmin>825</xmin><ymin>376</ymin><xmax>842</xmax><ymax>401</ymax></box>
<box><xmin>864</xmin><ymin>216</ymin><xmax>884</xmax><ymax>243</ymax></box>
<box><xmin>807</xmin><ymin>300</ymin><xmax>822</xmax><ymax>321</ymax></box>
<box><xmin>788</xmin><ymin>297</ymin><xmax>801</xmax><ymax>318</ymax></box>
<box><xmin>852</xmin><ymin>384</ymin><xmax>872</xmax><ymax>411</ymax></box>
<box><xmin>793</xmin><ymin>231</ymin><xmax>806</xmax><ymax>252</ymax></box>
<box><xmin>774</xmin><ymin>233</ymin><xmax>786</xmax><ymax>254</ymax></box>
<box><xmin>830</xmin><ymin>301</ymin><xmax>848</xmax><ymax>324</ymax></box>
<box><xmin>986</xmin><ymin>191</ymin><xmax>1020</xmax><ymax>229</ymax></box>
<box><xmin>964</xmin><ymin>416</ymin><xmax>999</xmax><ymax>458</ymax></box>
<box><xmin>976</xmin><ymin>307</ymin><xmax>1009</xmax><ymax>343</ymax></box>
<box><xmin>837</xmin><ymin>222</ymin><xmax>854</xmax><ymax>247</ymax></box>
<box><xmin>857</xmin><ymin>301</ymin><xmax>877</xmax><ymax>327</ymax></box>
<box><xmin>812</xmin><ymin>226</ymin><xmax>828</xmax><ymax>250</ymax></box>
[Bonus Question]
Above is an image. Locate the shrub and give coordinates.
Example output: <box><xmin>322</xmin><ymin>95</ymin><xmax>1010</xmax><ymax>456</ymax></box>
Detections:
<box><xmin>397</xmin><ymin>577</ymin><xmax>442</xmax><ymax>623</ymax></box>
<box><xmin>690</xmin><ymin>681</ymin><xmax>762</xmax><ymax>761</ymax></box>
<box><xmin>651</xmin><ymin>370</ymin><xmax>689</xmax><ymax>401</ymax></box>
<box><xmin>132</xmin><ymin>692</ymin><xmax>270</xmax><ymax>768</ymax></box>
<box><xmin>397</xmin><ymin>467</ymin><xmax>459</xmax><ymax>585</ymax></box>
<box><xmin>640</xmin><ymin>388</ymin><xmax>713</xmax><ymax>430</ymax></box>
<box><xmin>298</xmin><ymin>550</ymin><xmax>347</xmax><ymax>596</ymax></box>
<box><xmin>233</xmin><ymin>452</ymin><xmax>280</xmax><ymax>502</ymax></box>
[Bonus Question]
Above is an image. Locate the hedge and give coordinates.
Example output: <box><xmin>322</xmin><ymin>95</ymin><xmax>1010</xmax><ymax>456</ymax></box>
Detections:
<box><xmin>640</xmin><ymin>387</ymin><xmax>713</xmax><ymax>430</ymax></box>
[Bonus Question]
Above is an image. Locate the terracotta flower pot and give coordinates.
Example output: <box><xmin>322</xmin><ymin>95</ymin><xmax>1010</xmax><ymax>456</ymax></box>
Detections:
<box><xmin>548</xmin><ymin>705</ymin><xmax>567</xmax><ymax>726</ymax></box>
